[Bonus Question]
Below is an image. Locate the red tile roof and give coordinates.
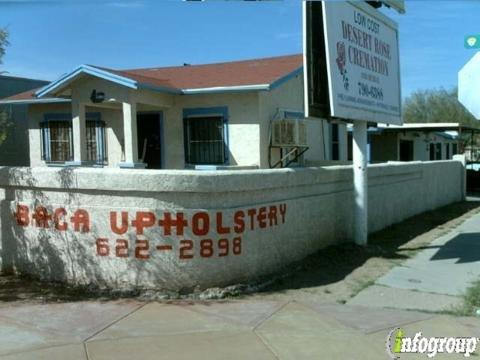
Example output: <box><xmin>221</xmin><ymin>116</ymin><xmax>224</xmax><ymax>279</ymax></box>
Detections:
<box><xmin>1</xmin><ymin>54</ymin><xmax>303</xmax><ymax>101</ymax></box>
<box><xmin>3</xmin><ymin>88</ymin><xmax>39</xmax><ymax>101</ymax></box>
<box><xmin>117</xmin><ymin>54</ymin><xmax>303</xmax><ymax>90</ymax></box>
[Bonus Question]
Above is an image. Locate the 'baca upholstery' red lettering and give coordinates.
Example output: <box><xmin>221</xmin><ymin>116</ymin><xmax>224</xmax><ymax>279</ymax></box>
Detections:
<box><xmin>14</xmin><ymin>205</ymin><xmax>29</xmax><ymax>226</ymax></box>
<box><xmin>70</xmin><ymin>209</ymin><xmax>90</xmax><ymax>233</ymax></box>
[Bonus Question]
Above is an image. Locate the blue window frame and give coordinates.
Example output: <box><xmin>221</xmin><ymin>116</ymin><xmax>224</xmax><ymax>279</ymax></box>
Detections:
<box><xmin>183</xmin><ymin>107</ymin><xmax>229</xmax><ymax>165</ymax></box>
<box><xmin>40</xmin><ymin>112</ymin><xmax>107</xmax><ymax>164</ymax></box>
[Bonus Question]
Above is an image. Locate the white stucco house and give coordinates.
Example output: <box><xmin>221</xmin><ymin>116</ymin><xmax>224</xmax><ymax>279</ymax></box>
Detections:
<box><xmin>0</xmin><ymin>54</ymin><xmax>348</xmax><ymax>170</ymax></box>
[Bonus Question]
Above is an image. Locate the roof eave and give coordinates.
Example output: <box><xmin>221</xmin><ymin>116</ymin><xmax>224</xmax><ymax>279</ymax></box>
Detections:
<box><xmin>181</xmin><ymin>84</ymin><xmax>270</xmax><ymax>95</ymax></box>
<box><xmin>0</xmin><ymin>98</ymin><xmax>71</xmax><ymax>105</ymax></box>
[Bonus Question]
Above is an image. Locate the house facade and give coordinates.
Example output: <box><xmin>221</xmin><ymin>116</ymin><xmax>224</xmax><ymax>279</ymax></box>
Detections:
<box><xmin>0</xmin><ymin>54</ymin><xmax>348</xmax><ymax>170</ymax></box>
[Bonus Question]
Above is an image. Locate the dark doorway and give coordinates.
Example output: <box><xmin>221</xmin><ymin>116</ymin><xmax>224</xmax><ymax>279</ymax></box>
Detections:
<box><xmin>399</xmin><ymin>140</ymin><xmax>414</xmax><ymax>161</ymax></box>
<box><xmin>137</xmin><ymin>112</ymin><xmax>162</xmax><ymax>169</ymax></box>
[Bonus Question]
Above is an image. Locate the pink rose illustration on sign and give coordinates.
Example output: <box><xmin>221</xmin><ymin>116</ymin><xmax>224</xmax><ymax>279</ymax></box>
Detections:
<box><xmin>336</xmin><ymin>41</ymin><xmax>349</xmax><ymax>91</ymax></box>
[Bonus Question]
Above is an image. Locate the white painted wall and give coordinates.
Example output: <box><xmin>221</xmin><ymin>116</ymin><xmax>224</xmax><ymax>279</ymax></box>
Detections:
<box><xmin>0</xmin><ymin>160</ymin><xmax>464</xmax><ymax>290</ymax></box>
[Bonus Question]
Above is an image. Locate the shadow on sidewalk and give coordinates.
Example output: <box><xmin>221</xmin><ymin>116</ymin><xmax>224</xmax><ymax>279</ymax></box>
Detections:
<box><xmin>255</xmin><ymin>199</ymin><xmax>480</xmax><ymax>295</ymax></box>
<box><xmin>429</xmin><ymin>233</ymin><xmax>480</xmax><ymax>263</ymax></box>
<box><xmin>399</xmin><ymin>232</ymin><xmax>480</xmax><ymax>264</ymax></box>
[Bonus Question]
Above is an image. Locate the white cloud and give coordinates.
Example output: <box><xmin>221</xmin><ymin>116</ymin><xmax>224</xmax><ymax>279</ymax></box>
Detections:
<box><xmin>106</xmin><ymin>1</ymin><xmax>144</xmax><ymax>8</ymax></box>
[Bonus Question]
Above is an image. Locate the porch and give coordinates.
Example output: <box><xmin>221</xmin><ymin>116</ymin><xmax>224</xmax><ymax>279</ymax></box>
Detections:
<box><xmin>65</xmin><ymin>100</ymin><xmax>166</xmax><ymax>169</ymax></box>
<box><xmin>30</xmin><ymin>66</ymin><xmax>177</xmax><ymax>169</ymax></box>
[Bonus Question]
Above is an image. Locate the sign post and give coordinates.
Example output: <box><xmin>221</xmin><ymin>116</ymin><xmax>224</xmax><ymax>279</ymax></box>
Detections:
<box><xmin>353</xmin><ymin>121</ymin><xmax>368</xmax><ymax>245</ymax></box>
<box><xmin>304</xmin><ymin>1</ymin><xmax>402</xmax><ymax>245</ymax></box>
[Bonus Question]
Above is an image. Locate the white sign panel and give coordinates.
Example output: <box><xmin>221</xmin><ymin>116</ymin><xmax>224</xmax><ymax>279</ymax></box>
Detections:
<box><xmin>323</xmin><ymin>1</ymin><xmax>402</xmax><ymax>125</ymax></box>
<box><xmin>458</xmin><ymin>52</ymin><xmax>480</xmax><ymax>120</ymax></box>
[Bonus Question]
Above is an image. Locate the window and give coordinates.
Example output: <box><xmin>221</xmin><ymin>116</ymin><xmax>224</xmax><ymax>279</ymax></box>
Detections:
<box><xmin>446</xmin><ymin>143</ymin><xmax>450</xmax><ymax>159</ymax></box>
<box><xmin>183</xmin><ymin>107</ymin><xmax>228</xmax><ymax>165</ymax></box>
<box><xmin>41</xmin><ymin>120</ymin><xmax>73</xmax><ymax>162</ymax></box>
<box><xmin>86</xmin><ymin>119</ymin><xmax>107</xmax><ymax>164</ymax></box>
<box><xmin>330</xmin><ymin>123</ymin><xmax>339</xmax><ymax>160</ymax></box>
<box><xmin>452</xmin><ymin>143</ymin><xmax>458</xmax><ymax>156</ymax></box>
<box><xmin>40</xmin><ymin>113</ymin><xmax>106</xmax><ymax>164</ymax></box>
<box><xmin>399</xmin><ymin>140</ymin><xmax>414</xmax><ymax>161</ymax></box>
<box><xmin>435</xmin><ymin>143</ymin><xmax>442</xmax><ymax>160</ymax></box>
<box><xmin>429</xmin><ymin>143</ymin><xmax>442</xmax><ymax>160</ymax></box>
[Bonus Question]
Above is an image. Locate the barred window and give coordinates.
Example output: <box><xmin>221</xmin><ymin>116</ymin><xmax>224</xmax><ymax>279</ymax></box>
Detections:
<box><xmin>86</xmin><ymin>120</ymin><xmax>107</xmax><ymax>164</ymax></box>
<box><xmin>42</xmin><ymin>120</ymin><xmax>73</xmax><ymax>162</ymax></box>
<box><xmin>40</xmin><ymin>113</ymin><xmax>106</xmax><ymax>164</ymax></box>
<box><xmin>184</xmin><ymin>113</ymin><xmax>227</xmax><ymax>165</ymax></box>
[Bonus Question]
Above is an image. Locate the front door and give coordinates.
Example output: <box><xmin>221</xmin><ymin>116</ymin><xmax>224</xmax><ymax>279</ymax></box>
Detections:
<box><xmin>137</xmin><ymin>112</ymin><xmax>162</xmax><ymax>169</ymax></box>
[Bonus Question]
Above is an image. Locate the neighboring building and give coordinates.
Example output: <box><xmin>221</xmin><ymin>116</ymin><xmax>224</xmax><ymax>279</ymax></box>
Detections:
<box><xmin>0</xmin><ymin>75</ymin><xmax>49</xmax><ymax>166</ymax></box>
<box><xmin>348</xmin><ymin>123</ymin><xmax>479</xmax><ymax>163</ymax></box>
<box><xmin>0</xmin><ymin>54</ymin><xmax>348</xmax><ymax>170</ymax></box>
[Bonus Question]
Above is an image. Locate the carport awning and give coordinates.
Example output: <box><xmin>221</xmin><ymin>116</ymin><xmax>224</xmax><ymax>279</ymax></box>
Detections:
<box><xmin>377</xmin><ymin>122</ymin><xmax>480</xmax><ymax>133</ymax></box>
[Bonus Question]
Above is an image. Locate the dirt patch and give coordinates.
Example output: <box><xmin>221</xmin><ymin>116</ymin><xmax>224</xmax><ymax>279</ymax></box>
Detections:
<box><xmin>244</xmin><ymin>199</ymin><xmax>480</xmax><ymax>304</ymax></box>
<box><xmin>0</xmin><ymin>273</ymin><xmax>140</xmax><ymax>307</ymax></box>
<box><xmin>1</xmin><ymin>199</ymin><xmax>479</xmax><ymax>305</ymax></box>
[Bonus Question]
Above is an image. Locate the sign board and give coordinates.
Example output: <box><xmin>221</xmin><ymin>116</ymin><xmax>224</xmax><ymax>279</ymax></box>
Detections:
<box><xmin>465</xmin><ymin>35</ymin><xmax>480</xmax><ymax>49</ymax></box>
<box><xmin>304</xmin><ymin>1</ymin><xmax>402</xmax><ymax>125</ymax></box>
<box><xmin>459</xmin><ymin>52</ymin><xmax>480</xmax><ymax>119</ymax></box>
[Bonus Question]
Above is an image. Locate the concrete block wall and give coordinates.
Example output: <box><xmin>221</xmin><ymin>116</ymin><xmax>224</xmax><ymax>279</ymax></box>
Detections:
<box><xmin>0</xmin><ymin>160</ymin><xmax>464</xmax><ymax>291</ymax></box>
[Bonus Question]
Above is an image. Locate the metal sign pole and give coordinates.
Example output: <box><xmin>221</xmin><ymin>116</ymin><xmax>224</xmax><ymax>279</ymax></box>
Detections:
<box><xmin>353</xmin><ymin>120</ymin><xmax>368</xmax><ymax>245</ymax></box>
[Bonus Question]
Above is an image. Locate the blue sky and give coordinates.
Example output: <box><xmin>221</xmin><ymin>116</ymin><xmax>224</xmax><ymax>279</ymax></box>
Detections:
<box><xmin>0</xmin><ymin>0</ymin><xmax>478</xmax><ymax>98</ymax></box>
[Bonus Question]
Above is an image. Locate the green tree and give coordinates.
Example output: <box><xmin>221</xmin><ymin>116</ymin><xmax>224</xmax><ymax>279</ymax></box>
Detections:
<box><xmin>0</xmin><ymin>28</ymin><xmax>8</xmax><ymax>64</ymax></box>
<box><xmin>403</xmin><ymin>87</ymin><xmax>478</xmax><ymax>127</ymax></box>
<box><xmin>0</xmin><ymin>28</ymin><xmax>10</xmax><ymax>146</ymax></box>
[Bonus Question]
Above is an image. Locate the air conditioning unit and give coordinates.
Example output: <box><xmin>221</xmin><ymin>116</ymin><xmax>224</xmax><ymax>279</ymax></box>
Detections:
<box><xmin>272</xmin><ymin>119</ymin><xmax>307</xmax><ymax>147</ymax></box>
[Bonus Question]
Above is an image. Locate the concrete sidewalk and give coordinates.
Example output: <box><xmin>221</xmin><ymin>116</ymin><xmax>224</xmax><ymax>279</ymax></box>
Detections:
<box><xmin>1</xmin><ymin>298</ymin><xmax>480</xmax><ymax>359</ymax></box>
<box><xmin>349</xmin><ymin>203</ymin><xmax>480</xmax><ymax>312</ymax></box>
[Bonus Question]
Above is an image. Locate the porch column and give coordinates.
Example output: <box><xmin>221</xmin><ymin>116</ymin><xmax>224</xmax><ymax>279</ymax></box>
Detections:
<box><xmin>119</xmin><ymin>101</ymin><xmax>145</xmax><ymax>168</ymax></box>
<box><xmin>71</xmin><ymin>101</ymin><xmax>87</xmax><ymax>165</ymax></box>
